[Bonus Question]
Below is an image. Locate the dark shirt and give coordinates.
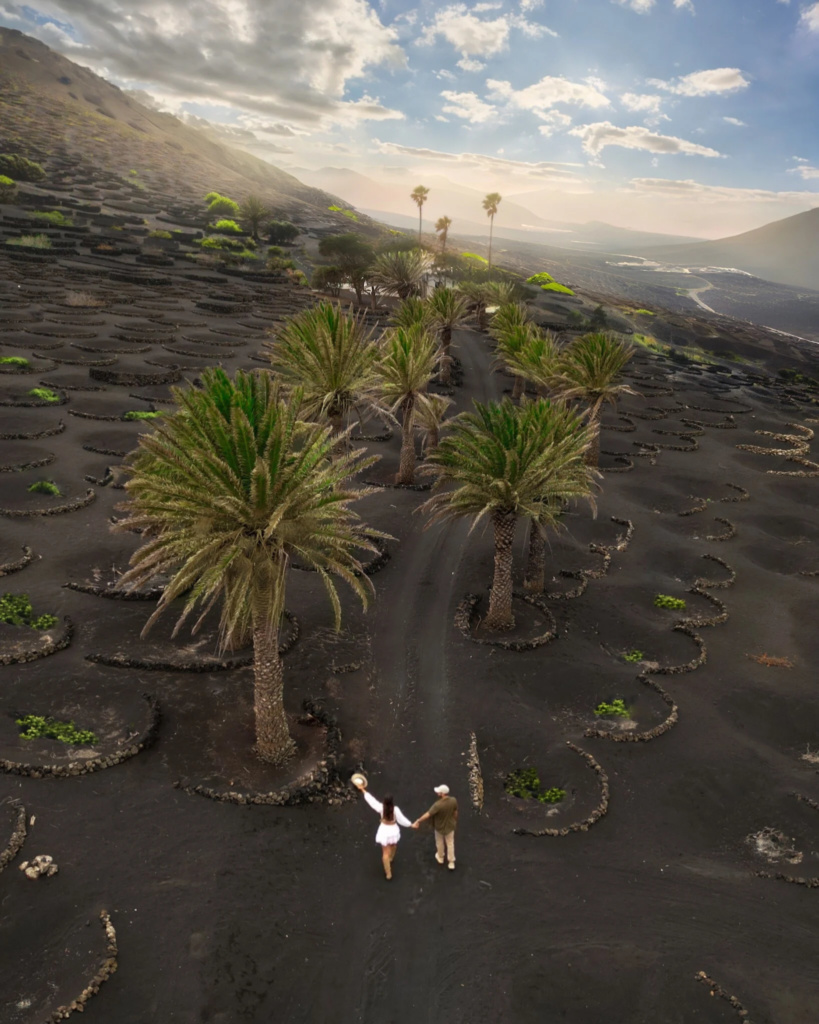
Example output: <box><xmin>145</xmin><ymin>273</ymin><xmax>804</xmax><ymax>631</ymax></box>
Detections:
<box><xmin>427</xmin><ymin>796</ymin><xmax>458</xmax><ymax>834</ymax></box>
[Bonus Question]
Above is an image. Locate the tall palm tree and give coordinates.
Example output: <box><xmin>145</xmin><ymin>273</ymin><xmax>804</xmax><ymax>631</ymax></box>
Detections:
<box><xmin>390</xmin><ymin>296</ymin><xmax>434</xmax><ymax>331</ymax></box>
<box><xmin>421</xmin><ymin>397</ymin><xmax>596</xmax><ymax>630</ymax></box>
<box><xmin>114</xmin><ymin>368</ymin><xmax>382</xmax><ymax>764</ymax></box>
<box><xmin>425</xmin><ymin>286</ymin><xmax>471</xmax><ymax>385</ymax></box>
<box><xmin>377</xmin><ymin>324</ymin><xmax>439</xmax><ymax>485</ymax></box>
<box><xmin>264</xmin><ymin>302</ymin><xmax>386</xmax><ymax>436</ymax></box>
<box><xmin>411</xmin><ymin>185</ymin><xmax>430</xmax><ymax>245</ymax></box>
<box><xmin>435</xmin><ymin>215</ymin><xmax>452</xmax><ymax>255</ymax></box>
<box><xmin>482</xmin><ymin>192</ymin><xmax>502</xmax><ymax>272</ymax></box>
<box><xmin>488</xmin><ymin>302</ymin><xmax>532</xmax><ymax>342</ymax></box>
<box><xmin>371</xmin><ymin>249</ymin><xmax>434</xmax><ymax>300</ymax></box>
<box><xmin>550</xmin><ymin>332</ymin><xmax>637</xmax><ymax>467</ymax></box>
<box><xmin>414</xmin><ymin>394</ymin><xmax>453</xmax><ymax>453</ymax></box>
<box><xmin>456</xmin><ymin>281</ymin><xmax>493</xmax><ymax>331</ymax></box>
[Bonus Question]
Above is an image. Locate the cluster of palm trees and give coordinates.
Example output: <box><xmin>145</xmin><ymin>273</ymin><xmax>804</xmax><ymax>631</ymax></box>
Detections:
<box><xmin>114</xmin><ymin>291</ymin><xmax>634</xmax><ymax>766</ymax></box>
<box><xmin>412</xmin><ymin>185</ymin><xmax>502</xmax><ymax>270</ymax></box>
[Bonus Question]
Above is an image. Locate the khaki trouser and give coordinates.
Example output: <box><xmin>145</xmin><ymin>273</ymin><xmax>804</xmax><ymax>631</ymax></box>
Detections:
<box><xmin>435</xmin><ymin>829</ymin><xmax>455</xmax><ymax>864</ymax></box>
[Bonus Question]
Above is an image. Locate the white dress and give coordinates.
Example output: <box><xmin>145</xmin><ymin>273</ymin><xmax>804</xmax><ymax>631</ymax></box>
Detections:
<box><xmin>363</xmin><ymin>790</ymin><xmax>413</xmax><ymax>846</ymax></box>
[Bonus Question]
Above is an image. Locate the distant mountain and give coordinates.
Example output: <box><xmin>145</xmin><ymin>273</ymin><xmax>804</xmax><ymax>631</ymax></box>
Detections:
<box><xmin>0</xmin><ymin>28</ymin><xmax>350</xmax><ymax>223</ymax></box>
<box><xmin>639</xmin><ymin>207</ymin><xmax>819</xmax><ymax>291</ymax></box>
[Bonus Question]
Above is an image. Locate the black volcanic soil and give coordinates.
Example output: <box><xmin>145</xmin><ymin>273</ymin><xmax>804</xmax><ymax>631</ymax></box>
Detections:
<box><xmin>3</xmin><ymin>190</ymin><xmax>819</xmax><ymax>1024</ymax></box>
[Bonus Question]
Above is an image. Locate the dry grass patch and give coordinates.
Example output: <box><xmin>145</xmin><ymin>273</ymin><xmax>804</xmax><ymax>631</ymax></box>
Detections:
<box><xmin>64</xmin><ymin>290</ymin><xmax>104</xmax><ymax>307</ymax></box>
<box><xmin>747</xmin><ymin>652</ymin><xmax>794</xmax><ymax>668</ymax></box>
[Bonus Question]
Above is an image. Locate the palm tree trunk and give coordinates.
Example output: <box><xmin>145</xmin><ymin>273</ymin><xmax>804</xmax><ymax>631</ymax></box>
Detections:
<box><xmin>253</xmin><ymin>618</ymin><xmax>295</xmax><ymax>764</ymax></box>
<box><xmin>488</xmin><ymin>215</ymin><xmax>494</xmax><ymax>273</ymax></box>
<box><xmin>418</xmin><ymin>206</ymin><xmax>422</xmax><ymax>247</ymax></box>
<box><xmin>396</xmin><ymin>397</ymin><xmax>416</xmax><ymax>485</ymax></box>
<box><xmin>524</xmin><ymin>521</ymin><xmax>545</xmax><ymax>593</ymax></box>
<box><xmin>512</xmin><ymin>374</ymin><xmax>525</xmax><ymax>401</ymax></box>
<box><xmin>485</xmin><ymin>509</ymin><xmax>516</xmax><ymax>630</ymax></box>
<box><xmin>426</xmin><ymin>424</ymin><xmax>439</xmax><ymax>452</ymax></box>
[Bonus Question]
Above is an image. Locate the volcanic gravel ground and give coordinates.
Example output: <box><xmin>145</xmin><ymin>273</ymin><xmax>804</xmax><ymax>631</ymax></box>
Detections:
<box><xmin>1</xmin><ymin>223</ymin><xmax>819</xmax><ymax>1023</ymax></box>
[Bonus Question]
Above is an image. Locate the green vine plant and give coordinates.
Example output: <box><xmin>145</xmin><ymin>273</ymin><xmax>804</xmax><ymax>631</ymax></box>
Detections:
<box><xmin>0</xmin><ymin>356</ymin><xmax>28</xmax><ymax>367</ymax></box>
<box><xmin>27</xmin><ymin>387</ymin><xmax>60</xmax><ymax>403</ymax></box>
<box><xmin>594</xmin><ymin>699</ymin><xmax>630</xmax><ymax>718</ymax></box>
<box><xmin>16</xmin><ymin>715</ymin><xmax>97</xmax><ymax>745</ymax></box>
<box><xmin>0</xmin><ymin>592</ymin><xmax>58</xmax><ymax>630</ymax></box>
<box><xmin>654</xmin><ymin>594</ymin><xmax>686</xmax><ymax>610</ymax></box>
<box><xmin>505</xmin><ymin>768</ymin><xmax>566</xmax><ymax>803</ymax></box>
<box><xmin>124</xmin><ymin>410</ymin><xmax>162</xmax><ymax>421</ymax></box>
<box><xmin>27</xmin><ymin>480</ymin><xmax>61</xmax><ymax>496</ymax></box>
<box><xmin>622</xmin><ymin>649</ymin><xmax>644</xmax><ymax>663</ymax></box>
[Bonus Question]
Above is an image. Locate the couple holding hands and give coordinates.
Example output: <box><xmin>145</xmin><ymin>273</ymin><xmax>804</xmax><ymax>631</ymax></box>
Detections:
<box><xmin>352</xmin><ymin>774</ymin><xmax>458</xmax><ymax>881</ymax></box>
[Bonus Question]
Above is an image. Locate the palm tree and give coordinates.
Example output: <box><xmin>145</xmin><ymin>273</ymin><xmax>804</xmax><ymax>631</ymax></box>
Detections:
<box><xmin>390</xmin><ymin>296</ymin><xmax>433</xmax><ymax>331</ymax></box>
<box><xmin>370</xmin><ymin>249</ymin><xmax>434</xmax><ymax>300</ymax></box>
<box><xmin>239</xmin><ymin>195</ymin><xmax>271</xmax><ymax>240</ymax></box>
<box><xmin>489</xmin><ymin>302</ymin><xmax>532</xmax><ymax>342</ymax></box>
<box><xmin>550</xmin><ymin>332</ymin><xmax>637</xmax><ymax>467</ymax></box>
<box><xmin>411</xmin><ymin>185</ymin><xmax>430</xmax><ymax>245</ymax></box>
<box><xmin>500</xmin><ymin>327</ymin><xmax>560</xmax><ymax>401</ymax></box>
<box><xmin>114</xmin><ymin>368</ymin><xmax>381</xmax><ymax>764</ymax></box>
<box><xmin>482</xmin><ymin>192</ymin><xmax>502</xmax><ymax>272</ymax></box>
<box><xmin>264</xmin><ymin>302</ymin><xmax>386</xmax><ymax>436</ymax></box>
<box><xmin>425</xmin><ymin>287</ymin><xmax>471</xmax><ymax>385</ymax></box>
<box><xmin>456</xmin><ymin>281</ymin><xmax>493</xmax><ymax>331</ymax></box>
<box><xmin>414</xmin><ymin>394</ymin><xmax>453</xmax><ymax>453</ymax></box>
<box><xmin>435</xmin><ymin>215</ymin><xmax>452</xmax><ymax>255</ymax></box>
<box><xmin>421</xmin><ymin>397</ymin><xmax>596</xmax><ymax>630</ymax></box>
<box><xmin>377</xmin><ymin>324</ymin><xmax>439</xmax><ymax>485</ymax></box>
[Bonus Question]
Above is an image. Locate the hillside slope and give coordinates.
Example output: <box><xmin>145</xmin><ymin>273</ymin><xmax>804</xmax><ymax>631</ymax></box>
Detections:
<box><xmin>0</xmin><ymin>27</ymin><xmax>353</xmax><ymax>223</ymax></box>
<box><xmin>642</xmin><ymin>206</ymin><xmax>819</xmax><ymax>290</ymax></box>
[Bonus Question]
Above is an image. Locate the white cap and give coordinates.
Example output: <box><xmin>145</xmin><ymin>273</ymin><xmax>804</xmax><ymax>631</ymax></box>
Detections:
<box><xmin>434</xmin><ymin>784</ymin><xmax>450</xmax><ymax>795</ymax></box>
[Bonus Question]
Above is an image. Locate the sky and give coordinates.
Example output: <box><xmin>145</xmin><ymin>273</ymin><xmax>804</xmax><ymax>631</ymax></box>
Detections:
<box><xmin>1</xmin><ymin>0</ymin><xmax>819</xmax><ymax>238</ymax></box>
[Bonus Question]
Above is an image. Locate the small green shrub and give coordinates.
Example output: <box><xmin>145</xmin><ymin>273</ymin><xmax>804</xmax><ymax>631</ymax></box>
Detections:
<box><xmin>623</xmin><ymin>649</ymin><xmax>645</xmax><ymax>663</ymax></box>
<box><xmin>32</xmin><ymin>209</ymin><xmax>72</xmax><ymax>227</ymax></box>
<box><xmin>16</xmin><ymin>714</ymin><xmax>96</xmax><ymax>745</ymax></box>
<box><xmin>129</xmin><ymin>169</ymin><xmax>139</xmax><ymax>176</ymax></box>
<box><xmin>541</xmin><ymin>282</ymin><xmax>574</xmax><ymax>295</ymax></box>
<box><xmin>211</xmin><ymin>218</ymin><xmax>242</xmax><ymax>233</ymax></box>
<box><xmin>268</xmin><ymin>245</ymin><xmax>285</xmax><ymax>258</ymax></box>
<box><xmin>198</xmin><ymin>235</ymin><xmax>245</xmax><ymax>253</ymax></box>
<box><xmin>0</xmin><ymin>592</ymin><xmax>57</xmax><ymax>629</ymax></box>
<box><xmin>7</xmin><ymin>234</ymin><xmax>52</xmax><ymax>249</ymax></box>
<box><xmin>0</xmin><ymin>174</ymin><xmax>17</xmax><ymax>200</ymax></box>
<box><xmin>0</xmin><ymin>356</ymin><xmax>28</xmax><ymax>366</ymax></box>
<box><xmin>632</xmin><ymin>333</ymin><xmax>670</xmax><ymax>355</ymax></box>
<box><xmin>124</xmin><ymin>410</ymin><xmax>162</xmax><ymax>421</ymax></box>
<box><xmin>28</xmin><ymin>387</ymin><xmax>60</xmax><ymax>402</ymax></box>
<box><xmin>27</xmin><ymin>480</ymin><xmax>61</xmax><ymax>496</ymax></box>
<box><xmin>267</xmin><ymin>256</ymin><xmax>296</xmax><ymax>271</ymax></box>
<box><xmin>505</xmin><ymin>768</ymin><xmax>566</xmax><ymax>803</ymax></box>
<box><xmin>461</xmin><ymin>251</ymin><xmax>488</xmax><ymax>264</ymax></box>
<box><xmin>654</xmin><ymin>594</ymin><xmax>686</xmax><ymax>610</ymax></box>
<box><xmin>634</xmin><ymin>309</ymin><xmax>655</xmax><ymax>316</ymax></box>
<box><xmin>147</xmin><ymin>229</ymin><xmax>172</xmax><ymax>239</ymax></box>
<box><xmin>0</xmin><ymin>154</ymin><xmax>45</xmax><ymax>182</ymax></box>
<box><xmin>526</xmin><ymin>272</ymin><xmax>555</xmax><ymax>285</ymax></box>
<box><xmin>594</xmin><ymin>699</ymin><xmax>630</xmax><ymax>718</ymax></box>
<box><xmin>207</xmin><ymin>194</ymin><xmax>240</xmax><ymax>217</ymax></box>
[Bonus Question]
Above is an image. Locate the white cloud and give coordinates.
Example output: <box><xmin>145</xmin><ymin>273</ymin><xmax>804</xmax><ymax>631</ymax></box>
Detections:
<box><xmin>649</xmin><ymin>67</ymin><xmax>750</xmax><ymax>96</ymax></box>
<box><xmin>621</xmin><ymin>92</ymin><xmax>663</xmax><ymax>113</ymax></box>
<box><xmin>371</xmin><ymin>138</ymin><xmax>584</xmax><ymax>179</ymax></box>
<box><xmin>789</xmin><ymin>163</ymin><xmax>819</xmax><ymax>179</ymax></box>
<box><xmin>440</xmin><ymin>90</ymin><xmax>497</xmax><ymax>123</ymax></box>
<box><xmin>570</xmin><ymin>121</ymin><xmax>723</xmax><ymax>158</ymax></box>
<box><xmin>615</xmin><ymin>0</ymin><xmax>656</xmax><ymax>12</ymax></box>
<box><xmin>519</xmin><ymin>0</ymin><xmax>543</xmax><ymax>8</ymax></box>
<box><xmin>801</xmin><ymin>2</ymin><xmax>819</xmax><ymax>30</ymax></box>
<box><xmin>457</xmin><ymin>57</ymin><xmax>486</xmax><ymax>72</ymax></box>
<box><xmin>625</xmin><ymin>177</ymin><xmax>819</xmax><ymax>206</ymax></box>
<box><xmin>487</xmin><ymin>75</ymin><xmax>610</xmax><ymax>122</ymax></box>
<box><xmin>1</xmin><ymin>0</ymin><xmax>406</xmax><ymax>129</ymax></box>
<box><xmin>723</xmin><ymin>116</ymin><xmax>747</xmax><ymax>126</ymax></box>
<box><xmin>674</xmin><ymin>0</ymin><xmax>695</xmax><ymax>10</ymax></box>
<box><xmin>418</xmin><ymin>3</ymin><xmax>554</xmax><ymax>58</ymax></box>
<box><xmin>537</xmin><ymin>111</ymin><xmax>573</xmax><ymax>137</ymax></box>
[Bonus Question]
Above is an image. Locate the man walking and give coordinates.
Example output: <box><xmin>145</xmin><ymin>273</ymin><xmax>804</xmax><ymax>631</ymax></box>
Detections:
<box><xmin>412</xmin><ymin>785</ymin><xmax>458</xmax><ymax>870</ymax></box>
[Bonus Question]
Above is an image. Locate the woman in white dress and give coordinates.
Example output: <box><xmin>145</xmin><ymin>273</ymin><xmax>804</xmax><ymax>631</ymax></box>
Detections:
<box><xmin>354</xmin><ymin>778</ymin><xmax>413</xmax><ymax>880</ymax></box>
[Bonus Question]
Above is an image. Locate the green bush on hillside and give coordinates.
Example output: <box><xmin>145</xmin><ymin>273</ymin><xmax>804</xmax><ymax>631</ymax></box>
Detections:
<box><xmin>32</xmin><ymin>210</ymin><xmax>72</xmax><ymax>227</ymax></box>
<box><xmin>654</xmin><ymin>594</ymin><xmax>686</xmax><ymax>610</ymax></box>
<box><xmin>206</xmin><ymin>193</ymin><xmax>240</xmax><ymax>217</ymax></box>
<box><xmin>28</xmin><ymin>387</ymin><xmax>60</xmax><ymax>402</ymax></box>
<box><xmin>0</xmin><ymin>174</ymin><xmax>17</xmax><ymax>200</ymax></box>
<box><xmin>0</xmin><ymin>592</ymin><xmax>58</xmax><ymax>630</ymax></box>
<box><xmin>541</xmin><ymin>282</ymin><xmax>574</xmax><ymax>295</ymax></box>
<box><xmin>505</xmin><ymin>768</ymin><xmax>565</xmax><ymax>803</ymax></box>
<box><xmin>211</xmin><ymin>218</ymin><xmax>243</xmax><ymax>234</ymax></box>
<box><xmin>0</xmin><ymin>356</ymin><xmax>28</xmax><ymax>367</ymax></box>
<box><xmin>0</xmin><ymin>154</ymin><xmax>45</xmax><ymax>182</ymax></box>
<box><xmin>198</xmin><ymin>235</ymin><xmax>246</xmax><ymax>253</ymax></box>
<box><xmin>124</xmin><ymin>410</ymin><xmax>162</xmax><ymax>421</ymax></box>
<box><xmin>462</xmin><ymin>252</ymin><xmax>488</xmax><ymax>264</ymax></box>
<box><xmin>27</xmin><ymin>480</ymin><xmax>61</xmax><ymax>496</ymax></box>
<box><xmin>526</xmin><ymin>272</ymin><xmax>555</xmax><ymax>285</ymax></box>
<box><xmin>594</xmin><ymin>699</ymin><xmax>630</xmax><ymax>718</ymax></box>
<box><xmin>7</xmin><ymin>234</ymin><xmax>52</xmax><ymax>249</ymax></box>
<box><xmin>17</xmin><ymin>714</ymin><xmax>96</xmax><ymax>745</ymax></box>
<box><xmin>148</xmin><ymin>229</ymin><xmax>172</xmax><ymax>239</ymax></box>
